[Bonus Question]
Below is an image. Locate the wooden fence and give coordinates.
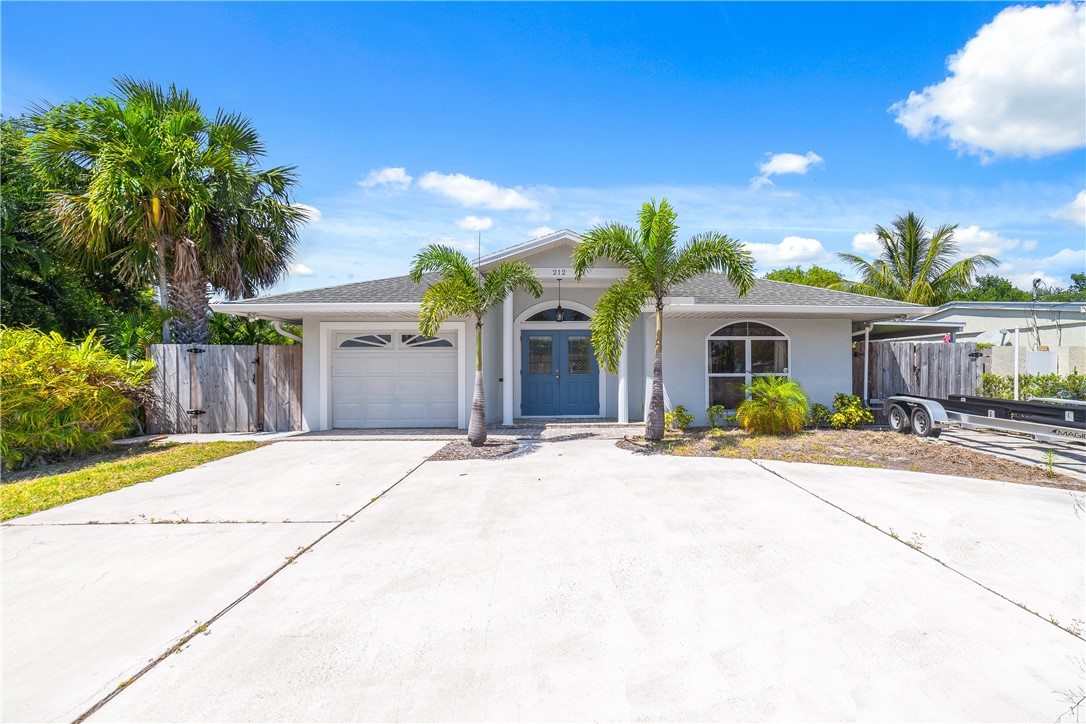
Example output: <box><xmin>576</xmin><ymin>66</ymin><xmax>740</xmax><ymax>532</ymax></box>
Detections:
<box><xmin>147</xmin><ymin>344</ymin><xmax>302</xmax><ymax>434</ymax></box>
<box><xmin>853</xmin><ymin>341</ymin><xmax>982</xmax><ymax>401</ymax></box>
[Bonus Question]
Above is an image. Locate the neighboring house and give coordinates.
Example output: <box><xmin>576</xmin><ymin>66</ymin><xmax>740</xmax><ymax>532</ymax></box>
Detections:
<box><xmin>214</xmin><ymin>230</ymin><xmax>920</xmax><ymax>430</ymax></box>
<box><xmin>904</xmin><ymin>301</ymin><xmax>1086</xmax><ymax>349</ymax></box>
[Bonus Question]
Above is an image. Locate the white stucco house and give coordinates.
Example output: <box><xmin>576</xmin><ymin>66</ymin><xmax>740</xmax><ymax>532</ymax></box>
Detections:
<box><xmin>214</xmin><ymin>230</ymin><xmax>921</xmax><ymax>430</ymax></box>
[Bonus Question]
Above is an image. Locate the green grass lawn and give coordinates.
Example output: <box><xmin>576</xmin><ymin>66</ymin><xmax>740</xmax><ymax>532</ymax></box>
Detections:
<box><xmin>1</xmin><ymin>441</ymin><xmax>263</xmax><ymax>520</ymax></box>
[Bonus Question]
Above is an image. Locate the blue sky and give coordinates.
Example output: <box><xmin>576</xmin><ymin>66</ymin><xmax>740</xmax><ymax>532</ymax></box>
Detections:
<box><xmin>3</xmin><ymin>2</ymin><xmax>1084</xmax><ymax>294</ymax></box>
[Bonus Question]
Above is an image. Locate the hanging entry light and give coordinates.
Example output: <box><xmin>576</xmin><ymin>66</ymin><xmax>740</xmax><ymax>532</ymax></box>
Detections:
<box><xmin>555</xmin><ymin>279</ymin><xmax>565</xmax><ymax>322</ymax></box>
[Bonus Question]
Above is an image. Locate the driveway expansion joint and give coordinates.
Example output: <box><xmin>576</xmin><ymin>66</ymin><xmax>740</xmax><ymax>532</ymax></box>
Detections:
<box><xmin>2</xmin><ymin>519</ymin><xmax>344</xmax><ymax>527</ymax></box>
<box><xmin>71</xmin><ymin>457</ymin><xmax>432</xmax><ymax>724</ymax></box>
<box><xmin>750</xmin><ymin>459</ymin><xmax>1086</xmax><ymax>642</ymax></box>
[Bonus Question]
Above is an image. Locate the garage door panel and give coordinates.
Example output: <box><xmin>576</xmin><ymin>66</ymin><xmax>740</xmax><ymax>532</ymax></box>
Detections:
<box><xmin>331</xmin><ymin>333</ymin><xmax>459</xmax><ymax>428</ymax></box>
<box><xmin>428</xmin><ymin>356</ymin><xmax>457</xmax><ymax>375</ymax></box>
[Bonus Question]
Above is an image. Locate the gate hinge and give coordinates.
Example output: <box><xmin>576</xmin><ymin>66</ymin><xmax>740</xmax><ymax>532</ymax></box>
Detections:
<box><xmin>968</xmin><ymin>351</ymin><xmax>983</xmax><ymax>358</ymax></box>
<box><xmin>186</xmin><ymin>347</ymin><xmax>205</xmax><ymax>354</ymax></box>
<box><xmin>187</xmin><ymin>409</ymin><xmax>206</xmax><ymax>416</ymax></box>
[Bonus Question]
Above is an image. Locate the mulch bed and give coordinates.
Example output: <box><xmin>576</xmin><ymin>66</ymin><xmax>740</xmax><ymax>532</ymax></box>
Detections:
<box><xmin>428</xmin><ymin>439</ymin><xmax>521</xmax><ymax>461</ymax></box>
<box><xmin>618</xmin><ymin>428</ymin><xmax>1083</xmax><ymax>490</ymax></box>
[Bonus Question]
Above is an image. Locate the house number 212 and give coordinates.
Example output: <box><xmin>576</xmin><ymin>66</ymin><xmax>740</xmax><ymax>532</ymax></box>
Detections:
<box><xmin>550</xmin><ymin>268</ymin><xmax>569</xmax><ymax>276</ymax></box>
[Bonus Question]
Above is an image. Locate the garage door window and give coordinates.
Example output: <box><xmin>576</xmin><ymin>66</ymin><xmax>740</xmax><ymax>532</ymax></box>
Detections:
<box><xmin>401</xmin><ymin>334</ymin><xmax>455</xmax><ymax>349</ymax></box>
<box><xmin>339</xmin><ymin>334</ymin><xmax>392</xmax><ymax>348</ymax></box>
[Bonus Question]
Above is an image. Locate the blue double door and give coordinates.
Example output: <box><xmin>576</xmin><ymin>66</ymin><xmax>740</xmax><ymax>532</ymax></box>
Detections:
<box><xmin>521</xmin><ymin>330</ymin><xmax>600</xmax><ymax>416</ymax></box>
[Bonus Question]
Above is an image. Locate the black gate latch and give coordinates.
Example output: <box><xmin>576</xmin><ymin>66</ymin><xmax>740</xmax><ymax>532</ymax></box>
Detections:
<box><xmin>186</xmin><ymin>409</ymin><xmax>206</xmax><ymax>416</ymax></box>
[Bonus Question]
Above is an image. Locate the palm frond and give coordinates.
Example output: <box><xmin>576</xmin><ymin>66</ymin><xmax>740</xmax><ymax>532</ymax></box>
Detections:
<box><xmin>573</xmin><ymin>223</ymin><xmax>643</xmax><ymax>278</ymax></box>
<box><xmin>588</xmin><ymin>274</ymin><xmax>652</xmax><ymax>374</ymax></box>
<box><xmin>481</xmin><ymin>260</ymin><xmax>543</xmax><ymax>311</ymax></box>
<box><xmin>418</xmin><ymin>277</ymin><xmax>479</xmax><ymax>336</ymax></box>
<box><xmin>409</xmin><ymin>244</ymin><xmax>481</xmax><ymax>293</ymax></box>
<box><xmin>671</xmin><ymin>231</ymin><xmax>755</xmax><ymax>295</ymax></box>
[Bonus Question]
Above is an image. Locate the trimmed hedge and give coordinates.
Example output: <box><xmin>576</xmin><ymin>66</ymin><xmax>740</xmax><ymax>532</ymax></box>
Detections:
<box><xmin>1</xmin><ymin>328</ymin><xmax>155</xmax><ymax>469</ymax></box>
<box><xmin>980</xmin><ymin>372</ymin><xmax>1085</xmax><ymax>401</ymax></box>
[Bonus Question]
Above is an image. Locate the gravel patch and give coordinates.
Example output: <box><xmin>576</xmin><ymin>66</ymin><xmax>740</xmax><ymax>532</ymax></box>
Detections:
<box><xmin>428</xmin><ymin>439</ymin><xmax>520</xmax><ymax>461</ymax></box>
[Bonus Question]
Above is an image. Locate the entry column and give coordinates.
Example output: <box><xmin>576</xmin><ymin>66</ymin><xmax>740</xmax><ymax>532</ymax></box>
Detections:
<box><xmin>618</xmin><ymin>334</ymin><xmax>629</xmax><ymax>423</ymax></box>
<box><xmin>502</xmin><ymin>295</ymin><xmax>514</xmax><ymax>425</ymax></box>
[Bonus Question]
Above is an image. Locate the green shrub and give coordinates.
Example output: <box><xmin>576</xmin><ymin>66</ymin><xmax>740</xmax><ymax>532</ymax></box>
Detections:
<box><xmin>736</xmin><ymin>376</ymin><xmax>809</xmax><ymax>435</ymax></box>
<box><xmin>807</xmin><ymin>403</ymin><xmax>833</xmax><ymax>428</ymax></box>
<box><xmin>980</xmin><ymin>372</ymin><xmax>1085</xmax><ymax>401</ymax></box>
<box><xmin>1</xmin><ymin>328</ymin><xmax>155</xmax><ymax>469</ymax></box>
<box><xmin>665</xmin><ymin>404</ymin><xmax>694</xmax><ymax>431</ymax></box>
<box><xmin>705</xmin><ymin>404</ymin><xmax>730</xmax><ymax>428</ymax></box>
<box><xmin>829</xmin><ymin>393</ymin><xmax>874</xmax><ymax>429</ymax></box>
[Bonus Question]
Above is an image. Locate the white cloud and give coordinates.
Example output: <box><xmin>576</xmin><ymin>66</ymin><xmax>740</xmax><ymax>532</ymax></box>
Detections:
<box><xmin>744</xmin><ymin>236</ymin><xmax>832</xmax><ymax>268</ymax></box>
<box><xmin>292</xmin><ymin>203</ymin><xmax>322</xmax><ymax>223</ymax></box>
<box><xmin>851</xmin><ymin>232</ymin><xmax>882</xmax><ymax>256</ymax></box>
<box><xmin>953</xmin><ymin>225</ymin><xmax>1030</xmax><ymax>257</ymax></box>
<box><xmin>751</xmin><ymin>151</ymin><xmax>824</xmax><ymax>189</ymax></box>
<box><xmin>418</xmin><ymin>172</ymin><xmax>539</xmax><ymax>210</ymax></box>
<box><xmin>287</xmin><ymin>262</ymin><xmax>315</xmax><ymax>277</ymax></box>
<box><xmin>456</xmin><ymin>215</ymin><xmax>493</xmax><ymax>231</ymax></box>
<box><xmin>891</xmin><ymin>3</ymin><xmax>1086</xmax><ymax>159</ymax></box>
<box><xmin>528</xmin><ymin>226</ymin><xmax>556</xmax><ymax>239</ymax></box>
<box><xmin>359</xmin><ymin>167</ymin><xmax>413</xmax><ymax>190</ymax></box>
<box><xmin>1050</xmin><ymin>190</ymin><xmax>1086</xmax><ymax>227</ymax></box>
<box><xmin>994</xmin><ymin>247</ymin><xmax>1085</xmax><ymax>290</ymax></box>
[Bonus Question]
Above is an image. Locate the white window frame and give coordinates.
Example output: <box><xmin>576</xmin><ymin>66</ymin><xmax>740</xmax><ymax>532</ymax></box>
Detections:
<box><xmin>705</xmin><ymin>321</ymin><xmax>791</xmax><ymax>412</ymax></box>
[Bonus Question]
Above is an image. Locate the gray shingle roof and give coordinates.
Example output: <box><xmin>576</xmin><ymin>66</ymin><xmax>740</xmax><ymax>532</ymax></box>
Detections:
<box><xmin>229</xmin><ymin>271</ymin><xmax>918</xmax><ymax>309</ymax></box>
<box><xmin>227</xmin><ymin>273</ymin><xmax>441</xmax><ymax>304</ymax></box>
<box><xmin>672</xmin><ymin>274</ymin><xmax>920</xmax><ymax>308</ymax></box>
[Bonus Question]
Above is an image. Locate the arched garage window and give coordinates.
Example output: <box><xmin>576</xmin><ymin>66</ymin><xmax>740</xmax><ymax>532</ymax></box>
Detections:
<box><xmin>707</xmin><ymin>322</ymin><xmax>789</xmax><ymax>409</ymax></box>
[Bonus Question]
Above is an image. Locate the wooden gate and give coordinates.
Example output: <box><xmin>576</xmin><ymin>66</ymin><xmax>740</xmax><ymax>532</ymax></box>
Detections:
<box><xmin>147</xmin><ymin>344</ymin><xmax>302</xmax><ymax>433</ymax></box>
<box><xmin>854</xmin><ymin>341</ymin><xmax>981</xmax><ymax>401</ymax></box>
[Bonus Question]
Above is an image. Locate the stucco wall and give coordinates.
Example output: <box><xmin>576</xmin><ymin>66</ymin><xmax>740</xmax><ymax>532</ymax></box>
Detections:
<box><xmin>658</xmin><ymin>316</ymin><xmax>853</xmax><ymax>426</ymax></box>
<box><xmin>299</xmin><ymin>310</ymin><xmax>852</xmax><ymax>430</ymax></box>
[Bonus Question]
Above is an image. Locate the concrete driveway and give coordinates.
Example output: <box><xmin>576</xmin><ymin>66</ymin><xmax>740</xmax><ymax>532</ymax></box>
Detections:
<box><xmin>3</xmin><ymin>438</ymin><xmax>1084</xmax><ymax>722</ymax></box>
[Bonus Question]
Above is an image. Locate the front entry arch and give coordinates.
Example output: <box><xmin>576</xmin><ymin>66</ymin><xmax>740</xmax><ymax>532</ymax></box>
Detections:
<box><xmin>514</xmin><ymin>299</ymin><xmax>605</xmax><ymax>418</ymax></box>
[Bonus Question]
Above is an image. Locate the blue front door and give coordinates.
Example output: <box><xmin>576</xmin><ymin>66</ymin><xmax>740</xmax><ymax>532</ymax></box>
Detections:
<box><xmin>521</xmin><ymin>331</ymin><xmax>600</xmax><ymax>416</ymax></box>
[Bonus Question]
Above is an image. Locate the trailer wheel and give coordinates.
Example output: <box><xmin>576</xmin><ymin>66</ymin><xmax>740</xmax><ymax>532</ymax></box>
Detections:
<box><xmin>887</xmin><ymin>404</ymin><xmax>910</xmax><ymax>433</ymax></box>
<box><xmin>911</xmin><ymin>407</ymin><xmax>941</xmax><ymax>438</ymax></box>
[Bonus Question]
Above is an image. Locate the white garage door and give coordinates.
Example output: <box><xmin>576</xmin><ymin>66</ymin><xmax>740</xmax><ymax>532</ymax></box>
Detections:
<box><xmin>331</xmin><ymin>332</ymin><xmax>458</xmax><ymax>428</ymax></box>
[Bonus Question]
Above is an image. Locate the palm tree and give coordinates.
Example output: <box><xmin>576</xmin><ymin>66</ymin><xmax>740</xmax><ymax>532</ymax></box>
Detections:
<box><xmin>572</xmin><ymin>198</ymin><xmax>755</xmax><ymax>441</ymax></box>
<box><xmin>27</xmin><ymin>77</ymin><xmax>305</xmax><ymax>343</ymax></box>
<box><xmin>410</xmin><ymin>244</ymin><xmax>542</xmax><ymax>445</ymax></box>
<box><xmin>833</xmin><ymin>212</ymin><xmax>996</xmax><ymax>305</ymax></box>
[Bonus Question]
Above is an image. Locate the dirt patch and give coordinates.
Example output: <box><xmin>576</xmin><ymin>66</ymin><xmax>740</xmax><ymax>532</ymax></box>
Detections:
<box><xmin>429</xmin><ymin>439</ymin><xmax>520</xmax><ymax>461</ymax></box>
<box><xmin>618</xmin><ymin>428</ymin><xmax>1083</xmax><ymax>490</ymax></box>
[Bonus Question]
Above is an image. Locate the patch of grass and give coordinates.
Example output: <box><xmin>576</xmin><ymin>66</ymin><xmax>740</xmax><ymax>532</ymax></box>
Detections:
<box><xmin>0</xmin><ymin>441</ymin><xmax>263</xmax><ymax>520</ymax></box>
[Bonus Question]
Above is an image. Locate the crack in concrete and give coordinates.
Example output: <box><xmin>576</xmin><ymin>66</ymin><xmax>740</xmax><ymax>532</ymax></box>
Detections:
<box><xmin>750</xmin><ymin>459</ymin><xmax>1085</xmax><ymax>642</ymax></box>
<box><xmin>71</xmin><ymin>457</ymin><xmax>433</xmax><ymax>723</ymax></box>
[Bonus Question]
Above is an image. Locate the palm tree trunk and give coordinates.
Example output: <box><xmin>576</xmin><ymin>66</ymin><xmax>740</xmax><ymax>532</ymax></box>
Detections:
<box><xmin>645</xmin><ymin>303</ymin><xmax>665</xmax><ymax>441</ymax></box>
<box><xmin>468</xmin><ymin>320</ymin><xmax>487</xmax><ymax>446</ymax></box>
<box><xmin>169</xmin><ymin>273</ymin><xmax>212</xmax><ymax>344</ymax></box>
<box><xmin>156</xmin><ymin>235</ymin><xmax>171</xmax><ymax>343</ymax></box>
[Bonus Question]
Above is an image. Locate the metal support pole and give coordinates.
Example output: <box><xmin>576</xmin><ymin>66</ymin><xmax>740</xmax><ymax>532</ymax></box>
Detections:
<box><xmin>1013</xmin><ymin>327</ymin><xmax>1020</xmax><ymax>401</ymax></box>
<box><xmin>862</xmin><ymin>325</ymin><xmax>871</xmax><ymax>406</ymax></box>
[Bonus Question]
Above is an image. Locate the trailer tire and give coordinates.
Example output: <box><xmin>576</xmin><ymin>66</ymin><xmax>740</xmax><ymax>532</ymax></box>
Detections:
<box><xmin>887</xmin><ymin>404</ymin><xmax>910</xmax><ymax>433</ymax></box>
<box><xmin>911</xmin><ymin>407</ymin><xmax>941</xmax><ymax>438</ymax></box>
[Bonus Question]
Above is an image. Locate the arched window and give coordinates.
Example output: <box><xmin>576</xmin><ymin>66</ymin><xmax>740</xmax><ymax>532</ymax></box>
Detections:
<box><xmin>526</xmin><ymin>307</ymin><xmax>590</xmax><ymax>322</ymax></box>
<box><xmin>707</xmin><ymin>322</ymin><xmax>789</xmax><ymax>409</ymax></box>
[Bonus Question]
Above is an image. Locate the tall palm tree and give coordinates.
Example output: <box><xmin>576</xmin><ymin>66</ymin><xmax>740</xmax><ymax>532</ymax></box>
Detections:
<box><xmin>27</xmin><ymin>77</ymin><xmax>305</xmax><ymax>343</ymax></box>
<box><xmin>833</xmin><ymin>212</ymin><xmax>996</xmax><ymax>305</ymax></box>
<box><xmin>572</xmin><ymin>199</ymin><xmax>755</xmax><ymax>441</ymax></box>
<box><xmin>410</xmin><ymin>244</ymin><xmax>542</xmax><ymax>445</ymax></box>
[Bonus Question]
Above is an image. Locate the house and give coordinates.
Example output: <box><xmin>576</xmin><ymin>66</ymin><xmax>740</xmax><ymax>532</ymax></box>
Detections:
<box><xmin>214</xmin><ymin>230</ymin><xmax>921</xmax><ymax>430</ymax></box>
<box><xmin>887</xmin><ymin>301</ymin><xmax>1086</xmax><ymax>376</ymax></box>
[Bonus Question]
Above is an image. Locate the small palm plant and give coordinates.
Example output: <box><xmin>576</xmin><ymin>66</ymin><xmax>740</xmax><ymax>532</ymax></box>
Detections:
<box><xmin>736</xmin><ymin>376</ymin><xmax>809</xmax><ymax>435</ymax></box>
<box><xmin>573</xmin><ymin>199</ymin><xmax>755</xmax><ymax>441</ymax></box>
<box><xmin>410</xmin><ymin>245</ymin><xmax>542</xmax><ymax>446</ymax></box>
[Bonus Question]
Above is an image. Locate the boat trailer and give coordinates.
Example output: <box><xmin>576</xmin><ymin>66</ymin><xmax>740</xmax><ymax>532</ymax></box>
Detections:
<box><xmin>882</xmin><ymin>394</ymin><xmax>1086</xmax><ymax>444</ymax></box>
